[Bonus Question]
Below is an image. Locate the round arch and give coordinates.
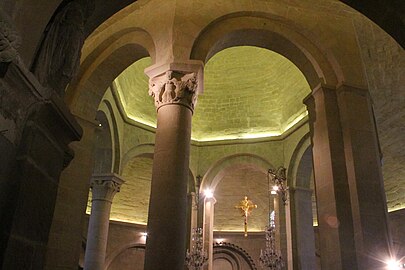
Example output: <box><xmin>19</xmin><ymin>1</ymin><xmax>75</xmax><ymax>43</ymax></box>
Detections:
<box><xmin>287</xmin><ymin>132</ymin><xmax>317</xmax><ymax>269</ymax></box>
<box><xmin>93</xmin><ymin>110</ymin><xmax>113</xmax><ymax>173</ymax></box>
<box><xmin>121</xmin><ymin>143</ymin><xmax>196</xmax><ymax>193</ymax></box>
<box><xmin>121</xmin><ymin>143</ymin><xmax>155</xmax><ymax>174</ymax></box>
<box><xmin>201</xmin><ymin>153</ymin><xmax>273</xmax><ymax>193</ymax></box>
<box><xmin>101</xmin><ymin>100</ymin><xmax>121</xmax><ymax>174</ymax></box>
<box><xmin>105</xmin><ymin>242</ymin><xmax>146</xmax><ymax>269</ymax></box>
<box><xmin>190</xmin><ymin>12</ymin><xmax>343</xmax><ymax>89</ymax></box>
<box><xmin>287</xmin><ymin>133</ymin><xmax>312</xmax><ymax>188</ymax></box>
<box><xmin>213</xmin><ymin>242</ymin><xmax>257</xmax><ymax>270</ymax></box>
<box><xmin>66</xmin><ymin>28</ymin><xmax>155</xmax><ymax>121</ymax></box>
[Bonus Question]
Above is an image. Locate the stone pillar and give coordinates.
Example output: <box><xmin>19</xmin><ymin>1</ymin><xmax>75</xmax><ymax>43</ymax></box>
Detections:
<box><xmin>84</xmin><ymin>173</ymin><xmax>124</xmax><ymax>270</ymax></box>
<box><xmin>143</xmin><ymin>63</ymin><xmax>202</xmax><ymax>270</ymax></box>
<box><xmin>0</xmin><ymin>19</ymin><xmax>83</xmax><ymax>268</ymax></box>
<box><xmin>291</xmin><ymin>187</ymin><xmax>316</xmax><ymax>270</ymax></box>
<box><xmin>44</xmin><ymin>116</ymin><xmax>97</xmax><ymax>270</ymax></box>
<box><xmin>304</xmin><ymin>83</ymin><xmax>391</xmax><ymax>270</ymax></box>
<box><xmin>203</xmin><ymin>196</ymin><xmax>216</xmax><ymax>270</ymax></box>
<box><xmin>336</xmin><ymin>84</ymin><xmax>391</xmax><ymax>269</ymax></box>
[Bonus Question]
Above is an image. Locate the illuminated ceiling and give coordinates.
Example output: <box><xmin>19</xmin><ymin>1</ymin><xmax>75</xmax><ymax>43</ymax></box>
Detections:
<box><xmin>114</xmin><ymin>46</ymin><xmax>311</xmax><ymax>141</ymax></box>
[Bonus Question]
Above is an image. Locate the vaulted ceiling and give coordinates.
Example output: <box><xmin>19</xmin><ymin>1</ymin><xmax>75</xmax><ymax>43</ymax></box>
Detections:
<box><xmin>114</xmin><ymin>46</ymin><xmax>310</xmax><ymax>142</ymax></box>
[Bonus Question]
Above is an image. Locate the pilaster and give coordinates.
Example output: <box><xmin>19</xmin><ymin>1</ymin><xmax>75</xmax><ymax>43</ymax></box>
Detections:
<box><xmin>304</xmin><ymin>84</ymin><xmax>357</xmax><ymax>270</ymax></box>
<box><xmin>336</xmin><ymin>84</ymin><xmax>392</xmax><ymax>269</ymax></box>
<box><xmin>304</xmin><ymin>83</ymin><xmax>392</xmax><ymax>269</ymax></box>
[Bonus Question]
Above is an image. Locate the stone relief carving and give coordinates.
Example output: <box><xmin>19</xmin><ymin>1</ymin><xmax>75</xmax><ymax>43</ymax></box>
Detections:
<box><xmin>32</xmin><ymin>0</ymin><xmax>95</xmax><ymax>96</ymax></box>
<box><xmin>149</xmin><ymin>71</ymin><xmax>198</xmax><ymax>111</ymax></box>
<box><xmin>0</xmin><ymin>7</ymin><xmax>21</xmax><ymax>80</ymax></box>
<box><xmin>0</xmin><ymin>12</ymin><xmax>21</xmax><ymax>64</ymax></box>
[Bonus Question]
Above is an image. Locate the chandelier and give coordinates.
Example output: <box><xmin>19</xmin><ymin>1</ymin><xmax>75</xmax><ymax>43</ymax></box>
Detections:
<box><xmin>259</xmin><ymin>166</ymin><xmax>287</xmax><ymax>269</ymax></box>
<box><xmin>259</xmin><ymin>211</ymin><xmax>284</xmax><ymax>270</ymax></box>
<box><xmin>185</xmin><ymin>228</ymin><xmax>208</xmax><ymax>270</ymax></box>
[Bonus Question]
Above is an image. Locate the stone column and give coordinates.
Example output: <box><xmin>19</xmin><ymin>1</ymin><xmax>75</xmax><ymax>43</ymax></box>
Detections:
<box><xmin>284</xmin><ymin>194</ymin><xmax>293</xmax><ymax>270</ymax></box>
<box><xmin>290</xmin><ymin>187</ymin><xmax>316</xmax><ymax>270</ymax></box>
<box><xmin>273</xmin><ymin>196</ymin><xmax>283</xmax><ymax>253</ymax></box>
<box><xmin>84</xmin><ymin>173</ymin><xmax>124</xmax><ymax>270</ymax></box>
<box><xmin>143</xmin><ymin>63</ymin><xmax>202</xmax><ymax>270</ymax></box>
<box><xmin>304</xmin><ymin>83</ymin><xmax>391</xmax><ymax>270</ymax></box>
<box><xmin>203</xmin><ymin>196</ymin><xmax>216</xmax><ymax>270</ymax></box>
<box><xmin>189</xmin><ymin>192</ymin><xmax>198</xmax><ymax>248</ymax></box>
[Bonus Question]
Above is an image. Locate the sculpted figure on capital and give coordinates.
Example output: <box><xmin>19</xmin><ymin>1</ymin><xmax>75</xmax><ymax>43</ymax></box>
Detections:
<box><xmin>149</xmin><ymin>70</ymin><xmax>198</xmax><ymax>110</ymax></box>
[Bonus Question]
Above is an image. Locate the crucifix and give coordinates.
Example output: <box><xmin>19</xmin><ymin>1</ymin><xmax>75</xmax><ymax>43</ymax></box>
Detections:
<box><xmin>235</xmin><ymin>196</ymin><xmax>257</xmax><ymax>237</ymax></box>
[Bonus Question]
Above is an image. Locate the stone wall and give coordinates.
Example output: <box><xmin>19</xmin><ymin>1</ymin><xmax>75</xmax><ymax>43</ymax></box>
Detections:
<box><xmin>353</xmin><ymin>16</ymin><xmax>405</xmax><ymax>211</ymax></box>
<box><xmin>98</xmin><ymin>95</ymin><xmax>309</xmax><ymax>228</ymax></box>
<box><xmin>82</xmin><ymin>209</ymin><xmax>404</xmax><ymax>270</ymax></box>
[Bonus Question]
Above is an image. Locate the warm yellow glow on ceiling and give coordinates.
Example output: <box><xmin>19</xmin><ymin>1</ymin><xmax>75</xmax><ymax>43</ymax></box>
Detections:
<box><xmin>113</xmin><ymin>46</ymin><xmax>311</xmax><ymax>142</ymax></box>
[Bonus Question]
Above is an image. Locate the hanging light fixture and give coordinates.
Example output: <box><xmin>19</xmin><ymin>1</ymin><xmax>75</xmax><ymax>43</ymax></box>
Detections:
<box><xmin>185</xmin><ymin>175</ymin><xmax>208</xmax><ymax>270</ymax></box>
<box><xmin>259</xmin><ymin>167</ymin><xmax>287</xmax><ymax>269</ymax></box>
<box><xmin>185</xmin><ymin>228</ymin><xmax>208</xmax><ymax>270</ymax></box>
<box><xmin>259</xmin><ymin>211</ymin><xmax>284</xmax><ymax>270</ymax></box>
<box><xmin>268</xmin><ymin>167</ymin><xmax>288</xmax><ymax>205</ymax></box>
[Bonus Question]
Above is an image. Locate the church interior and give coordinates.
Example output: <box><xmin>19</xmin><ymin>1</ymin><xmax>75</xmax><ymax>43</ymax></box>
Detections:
<box><xmin>0</xmin><ymin>0</ymin><xmax>404</xmax><ymax>269</ymax></box>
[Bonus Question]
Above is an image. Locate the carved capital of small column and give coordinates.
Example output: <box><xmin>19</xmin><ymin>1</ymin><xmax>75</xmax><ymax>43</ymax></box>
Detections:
<box><xmin>0</xmin><ymin>9</ymin><xmax>21</xmax><ymax>63</ymax></box>
<box><xmin>90</xmin><ymin>173</ymin><xmax>124</xmax><ymax>202</ymax></box>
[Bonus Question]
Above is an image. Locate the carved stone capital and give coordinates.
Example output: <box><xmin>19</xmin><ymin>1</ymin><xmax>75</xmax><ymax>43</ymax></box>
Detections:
<box><xmin>148</xmin><ymin>70</ymin><xmax>199</xmax><ymax>112</ymax></box>
<box><xmin>0</xmin><ymin>9</ymin><xmax>21</xmax><ymax>63</ymax></box>
<box><xmin>90</xmin><ymin>173</ymin><xmax>124</xmax><ymax>202</ymax></box>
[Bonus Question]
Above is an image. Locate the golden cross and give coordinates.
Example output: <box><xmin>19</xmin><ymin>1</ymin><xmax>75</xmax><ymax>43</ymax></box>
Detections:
<box><xmin>235</xmin><ymin>196</ymin><xmax>257</xmax><ymax>237</ymax></box>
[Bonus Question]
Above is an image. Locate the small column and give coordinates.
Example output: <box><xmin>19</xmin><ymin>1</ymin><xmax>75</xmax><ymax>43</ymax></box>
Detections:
<box><xmin>189</xmin><ymin>192</ymin><xmax>198</xmax><ymax>248</ymax></box>
<box><xmin>273</xmin><ymin>196</ymin><xmax>282</xmax><ymax>252</ymax></box>
<box><xmin>285</xmin><ymin>193</ymin><xmax>294</xmax><ymax>270</ymax></box>
<box><xmin>84</xmin><ymin>173</ymin><xmax>124</xmax><ymax>270</ymax></box>
<box><xmin>203</xmin><ymin>194</ymin><xmax>216</xmax><ymax>270</ymax></box>
<box><xmin>291</xmin><ymin>187</ymin><xmax>316</xmax><ymax>270</ymax></box>
<box><xmin>143</xmin><ymin>63</ymin><xmax>203</xmax><ymax>270</ymax></box>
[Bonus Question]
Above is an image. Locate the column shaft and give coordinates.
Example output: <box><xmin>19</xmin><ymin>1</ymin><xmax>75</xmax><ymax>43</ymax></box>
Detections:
<box><xmin>84</xmin><ymin>174</ymin><xmax>123</xmax><ymax>270</ymax></box>
<box><xmin>144</xmin><ymin>104</ymin><xmax>192</xmax><ymax>270</ymax></box>
<box><xmin>85</xmin><ymin>200</ymin><xmax>112</xmax><ymax>270</ymax></box>
<box><xmin>203</xmin><ymin>197</ymin><xmax>216</xmax><ymax>270</ymax></box>
<box><xmin>189</xmin><ymin>192</ymin><xmax>198</xmax><ymax>248</ymax></box>
<box><xmin>285</xmin><ymin>196</ymin><xmax>293</xmax><ymax>270</ymax></box>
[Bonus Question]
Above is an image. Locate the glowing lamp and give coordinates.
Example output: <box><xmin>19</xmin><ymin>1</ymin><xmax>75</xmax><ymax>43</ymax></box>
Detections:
<box><xmin>386</xmin><ymin>259</ymin><xmax>402</xmax><ymax>270</ymax></box>
<box><xmin>204</xmin><ymin>188</ymin><xmax>213</xmax><ymax>198</ymax></box>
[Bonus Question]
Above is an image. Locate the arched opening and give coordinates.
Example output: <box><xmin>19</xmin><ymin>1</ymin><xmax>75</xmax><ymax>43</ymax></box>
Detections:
<box><xmin>45</xmin><ymin>27</ymin><xmax>155</xmax><ymax>269</ymax></box>
<box><xmin>288</xmin><ymin>140</ymin><xmax>319</xmax><ymax>270</ymax></box>
<box><xmin>1</xmin><ymin>1</ymin><xmax>403</xmax><ymax>270</ymax></box>
<box><xmin>93</xmin><ymin>110</ymin><xmax>113</xmax><ymax>174</ymax></box>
